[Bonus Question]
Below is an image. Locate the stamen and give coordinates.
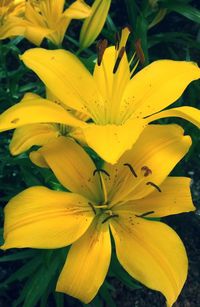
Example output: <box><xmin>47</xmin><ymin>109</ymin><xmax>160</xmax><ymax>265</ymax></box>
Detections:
<box><xmin>134</xmin><ymin>39</ymin><xmax>145</xmax><ymax>65</ymax></box>
<box><xmin>93</xmin><ymin>169</ymin><xmax>109</xmax><ymax>204</ymax></box>
<box><xmin>93</xmin><ymin>169</ymin><xmax>110</xmax><ymax>177</ymax></box>
<box><xmin>113</xmin><ymin>46</ymin><xmax>125</xmax><ymax>74</ymax></box>
<box><xmin>135</xmin><ymin>211</ymin><xmax>155</xmax><ymax>218</ymax></box>
<box><xmin>114</xmin><ymin>31</ymin><xmax>120</xmax><ymax>50</ymax></box>
<box><xmin>96</xmin><ymin>39</ymin><xmax>108</xmax><ymax>66</ymax></box>
<box><xmin>141</xmin><ymin>166</ymin><xmax>152</xmax><ymax>177</ymax></box>
<box><xmin>130</xmin><ymin>58</ymin><xmax>139</xmax><ymax>78</ymax></box>
<box><xmin>88</xmin><ymin>202</ymin><xmax>96</xmax><ymax>215</ymax></box>
<box><xmin>146</xmin><ymin>182</ymin><xmax>161</xmax><ymax>192</ymax></box>
<box><xmin>102</xmin><ymin>214</ymin><xmax>119</xmax><ymax>224</ymax></box>
<box><xmin>93</xmin><ymin>204</ymin><xmax>108</xmax><ymax>209</ymax></box>
<box><xmin>124</xmin><ymin>163</ymin><xmax>138</xmax><ymax>178</ymax></box>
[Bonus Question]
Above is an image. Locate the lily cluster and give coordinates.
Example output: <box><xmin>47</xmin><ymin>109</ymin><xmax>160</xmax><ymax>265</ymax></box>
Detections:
<box><xmin>0</xmin><ymin>0</ymin><xmax>110</xmax><ymax>47</ymax></box>
<box><xmin>0</xmin><ymin>2</ymin><xmax>200</xmax><ymax>306</ymax></box>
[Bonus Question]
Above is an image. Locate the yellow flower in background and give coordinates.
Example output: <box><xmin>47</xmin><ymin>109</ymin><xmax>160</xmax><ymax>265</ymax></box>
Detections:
<box><xmin>0</xmin><ymin>0</ymin><xmax>26</xmax><ymax>39</ymax></box>
<box><xmin>9</xmin><ymin>91</ymin><xmax>88</xmax><ymax>155</ymax></box>
<box><xmin>0</xmin><ymin>28</ymin><xmax>200</xmax><ymax>164</ymax></box>
<box><xmin>79</xmin><ymin>0</ymin><xmax>111</xmax><ymax>49</ymax></box>
<box><xmin>1</xmin><ymin>125</ymin><xmax>195</xmax><ymax>306</ymax></box>
<box><xmin>0</xmin><ymin>0</ymin><xmax>91</xmax><ymax>45</ymax></box>
<box><xmin>23</xmin><ymin>0</ymin><xmax>91</xmax><ymax>46</ymax></box>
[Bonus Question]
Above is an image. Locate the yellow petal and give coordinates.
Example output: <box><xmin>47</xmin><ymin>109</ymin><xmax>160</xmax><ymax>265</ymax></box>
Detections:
<box><xmin>147</xmin><ymin>106</ymin><xmax>200</xmax><ymax>128</ymax></box>
<box><xmin>29</xmin><ymin>150</ymin><xmax>49</xmax><ymax>168</ymax></box>
<box><xmin>2</xmin><ymin>187</ymin><xmax>94</xmax><ymax>250</ymax></box>
<box><xmin>114</xmin><ymin>177</ymin><xmax>195</xmax><ymax>217</ymax></box>
<box><xmin>0</xmin><ymin>93</ymin><xmax>84</xmax><ymax>132</ymax></box>
<box><xmin>79</xmin><ymin>0</ymin><xmax>111</xmax><ymax>49</ymax></box>
<box><xmin>24</xmin><ymin>25</ymin><xmax>51</xmax><ymax>46</ymax></box>
<box><xmin>20</xmin><ymin>49</ymin><xmax>104</xmax><ymax>121</ymax></box>
<box><xmin>121</xmin><ymin>60</ymin><xmax>200</xmax><ymax>120</ymax></box>
<box><xmin>64</xmin><ymin>0</ymin><xmax>91</xmax><ymax>19</ymax></box>
<box><xmin>83</xmin><ymin>118</ymin><xmax>146</xmax><ymax>164</ymax></box>
<box><xmin>0</xmin><ymin>16</ymin><xmax>26</xmax><ymax>40</ymax></box>
<box><xmin>33</xmin><ymin>137</ymin><xmax>102</xmax><ymax>202</ymax></box>
<box><xmin>110</xmin><ymin>214</ymin><xmax>188</xmax><ymax>307</ymax></box>
<box><xmin>9</xmin><ymin>123</ymin><xmax>59</xmax><ymax>155</ymax></box>
<box><xmin>56</xmin><ymin>217</ymin><xmax>111</xmax><ymax>303</ymax></box>
<box><xmin>104</xmin><ymin>125</ymin><xmax>191</xmax><ymax>203</ymax></box>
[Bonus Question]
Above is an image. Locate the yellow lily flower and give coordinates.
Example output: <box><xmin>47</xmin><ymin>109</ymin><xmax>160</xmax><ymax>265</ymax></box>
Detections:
<box><xmin>23</xmin><ymin>0</ymin><xmax>91</xmax><ymax>46</ymax></box>
<box><xmin>8</xmin><ymin>91</ymin><xmax>88</xmax><ymax>155</ymax></box>
<box><xmin>0</xmin><ymin>0</ymin><xmax>91</xmax><ymax>45</ymax></box>
<box><xmin>0</xmin><ymin>28</ymin><xmax>200</xmax><ymax>164</ymax></box>
<box><xmin>0</xmin><ymin>0</ymin><xmax>26</xmax><ymax>39</ymax></box>
<box><xmin>1</xmin><ymin>125</ymin><xmax>195</xmax><ymax>306</ymax></box>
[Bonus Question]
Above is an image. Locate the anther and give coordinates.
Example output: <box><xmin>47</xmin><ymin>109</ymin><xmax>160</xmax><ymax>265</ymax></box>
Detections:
<box><xmin>88</xmin><ymin>202</ymin><xmax>96</xmax><ymax>215</ymax></box>
<box><xmin>135</xmin><ymin>211</ymin><xmax>155</xmax><ymax>218</ymax></box>
<box><xmin>141</xmin><ymin>166</ymin><xmax>152</xmax><ymax>177</ymax></box>
<box><xmin>113</xmin><ymin>46</ymin><xmax>125</xmax><ymax>74</ymax></box>
<box><xmin>96</xmin><ymin>39</ymin><xmax>108</xmax><ymax>66</ymax></box>
<box><xmin>102</xmin><ymin>214</ymin><xmax>119</xmax><ymax>224</ymax></box>
<box><xmin>93</xmin><ymin>169</ymin><xmax>110</xmax><ymax>177</ymax></box>
<box><xmin>124</xmin><ymin>163</ymin><xmax>138</xmax><ymax>178</ymax></box>
<box><xmin>146</xmin><ymin>182</ymin><xmax>161</xmax><ymax>192</ymax></box>
<box><xmin>134</xmin><ymin>39</ymin><xmax>145</xmax><ymax>65</ymax></box>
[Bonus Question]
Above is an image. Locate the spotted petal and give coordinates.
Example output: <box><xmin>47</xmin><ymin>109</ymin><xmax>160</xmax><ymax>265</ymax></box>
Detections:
<box><xmin>1</xmin><ymin>187</ymin><xmax>94</xmax><ymax>250</ymax></box>
<box><xmin>110</xmin><ymin>213</ymin><xmax>188</xmax><ymax>307</ymax></box>
<box><xmin>104</xmin><ymin>125</ymin><xmax>191</xmax><ymax>203</ymax></box>
<box><xmin>56</xmin><ymin>217</ymin><xmax>111</xmax><ymax>303</ymax></box>
<box><xmin>30</xmin><ymin>137</ymin><xmax>102</xmax><ymax>202</ymax></box>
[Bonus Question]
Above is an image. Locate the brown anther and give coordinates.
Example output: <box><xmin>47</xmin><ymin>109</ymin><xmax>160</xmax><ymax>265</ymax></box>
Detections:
<box><xmin>146</xmin><ymin>182</ymin><xmax>161</xmax><ymax>192</ymax></box>
<box><xmin>102</xmin><ymin>214</ymin><xmax>119</xmax><ymax>224</ymax></box>
<box><xmin>88</xmin><ymin>202</ymin><xmax>96</xmax><ymax>215</ymax></box>
<box><xmin>93</xmin><ymin>169</ymin><xmax>110</xmax><ymax>177</ymax></box>
<box><xmin>141</xmin><ymin>166</ymin><xmax>152</xmax><ymax>177</ymax></box>
<box><xmin>135</xmin><ymin>211</ymin><xmax>155</xmax><ymax>218</ymax></box>
<box><xmin>96</xmin><ymin>39</ymin><xmax>108</xmax><ymax>66</ymax></box>
<box><xmin>113</xmin><ymin>46</ymin><xmax>125</xmax><ymax>74</ymax></box>
<box><xmin>134</xmin><ymin>39</ymin><xmax>145</xmax><ymax>65</ymax></box>
<box><xmin>124</xmin><ymin>163</ymin><xmax>138</xmax><ymax>178</ymax></box>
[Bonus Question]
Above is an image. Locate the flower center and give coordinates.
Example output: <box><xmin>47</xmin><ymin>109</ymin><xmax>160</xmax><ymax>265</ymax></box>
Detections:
<box><xmin>88</xmin><ymin>202</ymin><xmax>118</xmax><ymax>224</ymax></box>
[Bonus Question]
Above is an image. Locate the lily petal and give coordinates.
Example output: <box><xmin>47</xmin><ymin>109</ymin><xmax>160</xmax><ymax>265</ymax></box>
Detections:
<box><xmin>104</xmin><ymin>125</ymin><xmax>191</xmax><ymax>203</ymax></box>
<box><xmin>114</xmin><ymin>177</ymin><xmax>195</xmax><ymax>217</ymax></box>
<box><xmin>32</xmin><ymin>137</ymin><xmax>102</xmax><ymax>202</ymax></box>
<box><xmin>56</xmin><ymin>217</ymin><xmax>111</xmax><ymax>303</ymax></box>
<box><xmin>121</xmin><ymin>60</ymin><xmax>200</xmax><ymax>121</ymax></box>
<box><xmin>25</xmin><ymin>25</ymin><xmax>51</xmax><ymax>46</ymax></box>
<box><xmin>110</xmin><ymin>214</ymin><xmax>188</xmax><ymax>307</ymax></box>
<box><xmin>0</xmin><ymin>93</ymin><xmax>84</xmax><ymax>132</ymax></box>
<box><xmin>21</xmin><ymin>49</ymin><xmax>104</xmax><ymax>120</ymax></box>
<box><xmin>83</xmin><ymin>118</ymin><xmax>146</xmax><ymax>164</ymax></box>
<box><xmin>2</xmin><ymin>187</ymin><xmax>94</xmax><ymax>250</ymax></box>
<box><xmin>147</xmin><ymin>106</ymin><xmax>200</xmax><ymax>128</ymax></box>
<box><xmin>64</xmin><ymin>0</ymin><xmax>91</xmax><ymax>19</ymax></box>
<box><xmin>0</xmin><ymin>17</ymin><xmax>26</xmax><ymax>40</ymax></box>
<box><xmin>9</xmin><ymin>123</ymin><xmax>59</xmax><ymax>155</ymax></box>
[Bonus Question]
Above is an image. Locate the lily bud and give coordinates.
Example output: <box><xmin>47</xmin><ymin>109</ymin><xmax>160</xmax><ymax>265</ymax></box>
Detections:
<box><xmin>79</xmin><ymin>0</ymin><xmax>111</xmax><ymax>49</ymax></box>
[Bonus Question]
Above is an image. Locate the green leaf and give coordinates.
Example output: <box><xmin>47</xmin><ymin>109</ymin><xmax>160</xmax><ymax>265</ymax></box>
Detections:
<box><xmin>161</xmin><ymin>2</ymin><xmax>200</xmax><ymax>24</ymax></box>
<box><xmin>0</xmin><ymin>250</ymin><xmax>37</xmax><ymax>263</ymax></box>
